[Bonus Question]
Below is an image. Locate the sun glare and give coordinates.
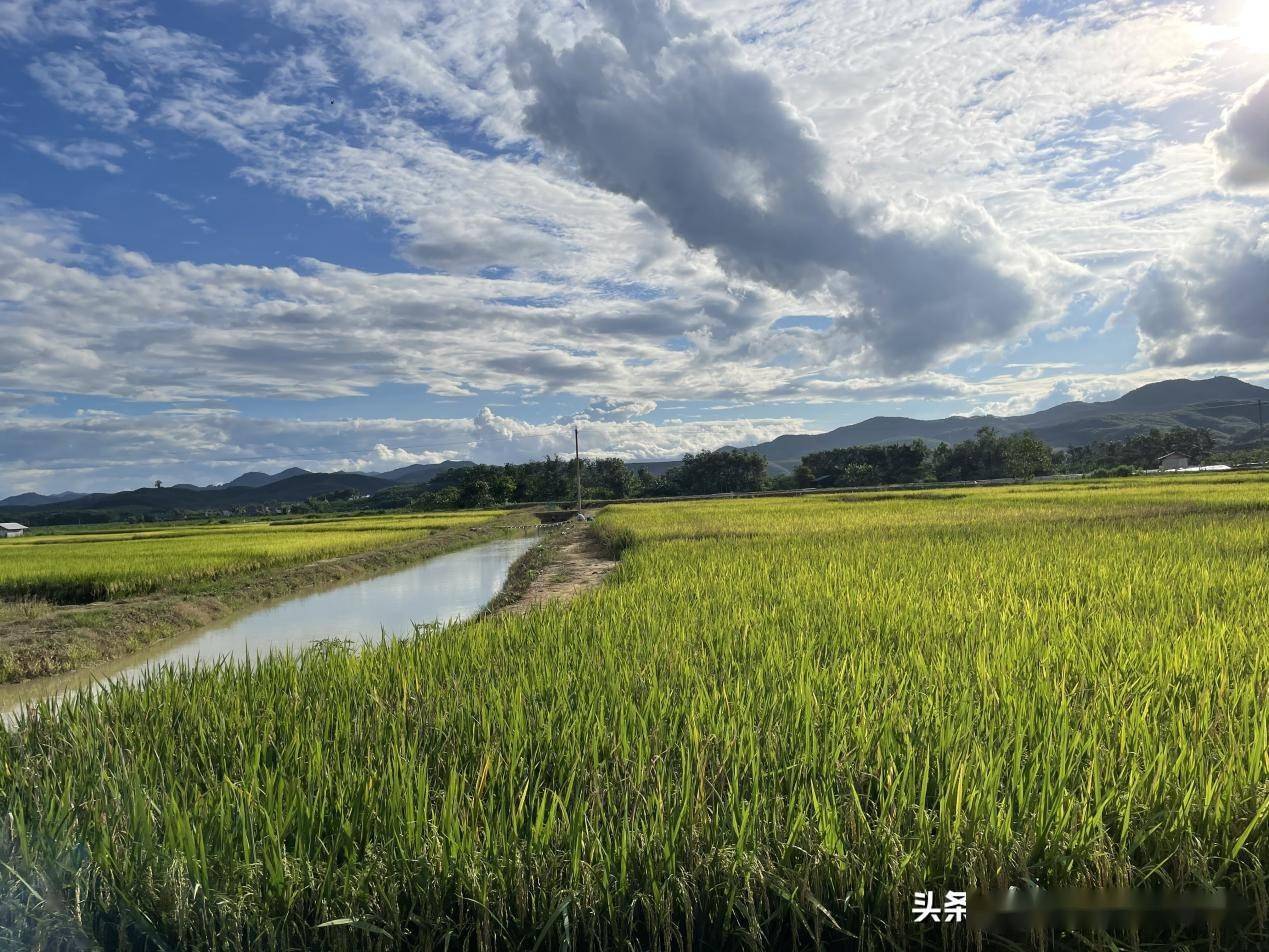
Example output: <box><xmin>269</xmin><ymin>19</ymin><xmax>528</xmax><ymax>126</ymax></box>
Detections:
<box><xmin>1243</xmin><ymin>0</ymin><xmax>1269</xmax><ymax>52</ymax></box>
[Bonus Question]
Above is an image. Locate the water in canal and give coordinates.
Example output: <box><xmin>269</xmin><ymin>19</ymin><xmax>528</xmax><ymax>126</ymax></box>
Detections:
<box><xmin>1</xmin><ymin>535</ymin><xmax>537</xmax><ymax>721</ymax></box>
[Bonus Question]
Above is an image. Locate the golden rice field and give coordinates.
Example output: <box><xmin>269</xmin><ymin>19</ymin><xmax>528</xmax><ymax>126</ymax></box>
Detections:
<box><xmin>0</xmin><ymin>511</ymin><xmax>505</xmax><ymax>604</ymax></box>
<box><xmin>2</xmin><ymin>475</ymin><xmax>1267</xmax><ymax>949</ymax></box>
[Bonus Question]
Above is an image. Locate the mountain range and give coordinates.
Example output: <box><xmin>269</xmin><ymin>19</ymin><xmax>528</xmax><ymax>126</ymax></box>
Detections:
<box><xmin>2</xmin><ymin>376</ymin><xmax>1265</xmax><ymax>514</ymax></box>
<box><xmin>0</xmin><ymin>490</ymin><xmax>89</xmax><ymax>508</ymax></box>
<box><xmin>0</xmin><ymin>461</ymin><xmax>475</xmax><ymax>512</ymax></box>
<box><xmin>735</xmin><ymin>375</ymin><xmax>1267</xmax><ymax>473</ymax></box>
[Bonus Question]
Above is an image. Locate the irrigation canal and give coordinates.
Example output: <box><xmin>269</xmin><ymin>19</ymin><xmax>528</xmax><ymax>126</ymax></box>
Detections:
<box><xmin>1</xmin><ymin>535</ymin><xmax>537</xmax><ymax>723</ymax></box>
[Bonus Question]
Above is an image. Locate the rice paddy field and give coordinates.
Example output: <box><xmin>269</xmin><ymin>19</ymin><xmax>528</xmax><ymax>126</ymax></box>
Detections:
<box><xmin>0</xmin><ymin>512</ymin><xmax>505</xmax><ymax>604</ymax></box>
<box><xmin>2</xmin><ymin>475</ymin><xmax>1268</xmax><ymax>949</ymax></box>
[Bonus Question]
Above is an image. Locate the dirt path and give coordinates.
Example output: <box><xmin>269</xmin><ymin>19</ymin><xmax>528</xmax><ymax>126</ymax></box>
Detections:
<box><xmin>497</xmin><ymin>521</ymin><xmax>618</xmax><ymax>615</ymax></box>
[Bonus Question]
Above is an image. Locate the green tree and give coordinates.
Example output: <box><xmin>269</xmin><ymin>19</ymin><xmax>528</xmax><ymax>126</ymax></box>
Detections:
<box><xmin>459</xmin><ymin>479</ymin><xmax>494</xmax><ymax>508</ymax></box>
<box><xmin>840</xmin><ymin>462</ymin><xmax>880</xmax><ymax>486</ymax></box>
<box><xmin>800</xmin><ymin>441</ymin><xmax>931</xmax><ymax>486</ymax></box>
<box><xmin>633</xmin><ymin>468</ymin><xmax>672</xmax><ymax>497</ymax></box>
<box><xmin>670</xmin><ymin>449</ymin><xmax>768</xmax><ymax>495</ymax></box>
<box><xmin>587</xmin><ymin>458</ymin><xmax>638</xmax><ymax>499</ymax></box>
<box><xmin>933</xmin><ymin>427</ymin><xmax>1032</xmax><ymax>482</ymax></box>
<box><xmin>1003</xmin><ymin>431</ymin><xmax>1055</xmax><ymax>479</ymax></box>
<box><xmin>793</xmin><ymin>464</ymin><xmax>817</xmax><ymax>488</ymax></box>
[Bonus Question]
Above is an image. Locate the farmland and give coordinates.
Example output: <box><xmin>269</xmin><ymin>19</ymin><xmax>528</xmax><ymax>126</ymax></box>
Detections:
<box><xmin>3</xmin><ymin>475</ymin><xmax>1268</xmax><ymax>949</ymax></box>
<box><xmin>0</xmin><ymin>512</ymin><xmax>505</xmax><ymax>604</ymax></box>
<box><xmin>0</xmin><ymin>510</ymin><xmax>515</xmax><ymax>683</ymax></box>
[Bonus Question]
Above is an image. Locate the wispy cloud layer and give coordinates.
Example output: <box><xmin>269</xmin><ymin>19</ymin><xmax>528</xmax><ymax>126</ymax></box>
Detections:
<box><xmin>0</xmin><ymin>0</ymin><xmax>1267</xmax><ymax>491</ymax></box>
<box><xmin>28</xmin><ymin>51</ymin><xmax>137</xmax><ymax>130</ymax></box>
<box><xmin>0</xmin><ymin>196</ymin><xmax>1028</xmax><ymax>408</ymax></box>
<box><xmin>0</xmin><ymin>405</ymin><xmax>811</xmax><ymax>493</ymax></box>
<box><xmin>25</xmin><ymin>137</ymin><xmax>125</xmax><ymax>173</ymax></box>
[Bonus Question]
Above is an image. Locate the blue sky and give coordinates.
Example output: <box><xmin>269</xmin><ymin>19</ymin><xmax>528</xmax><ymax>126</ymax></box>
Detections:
<box><xmin>1</xmin><ymin>0</ymin><xmax>1267</xmax><ymax>493</ymax></box>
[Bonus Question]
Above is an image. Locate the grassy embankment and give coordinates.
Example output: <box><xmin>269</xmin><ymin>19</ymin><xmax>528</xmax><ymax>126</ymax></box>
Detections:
<box><xmin>0</xmin><ymin>510</ymin><xmax>518</xmax><ymax>682</ymax></box>
<box><xmin>2</xmin><ymin>475</ymin><xmax>1268</xmax><ymax>949</ymax></box>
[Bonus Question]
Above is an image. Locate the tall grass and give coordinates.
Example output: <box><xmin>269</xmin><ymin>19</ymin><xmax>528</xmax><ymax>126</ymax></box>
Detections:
<box><xmin>2</xmin><ymin>476</ymin><xmax>1267</xmax><ymax>949</ymax></box>
<box><xmin>0</xmin><ymin>511</ymin><xmax>505</xmax><ymax>604</ymax></box>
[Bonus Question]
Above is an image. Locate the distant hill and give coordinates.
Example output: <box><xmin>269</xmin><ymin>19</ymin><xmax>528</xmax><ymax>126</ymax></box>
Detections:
<box><xmin>624</xmin><ymin>459</ymin><xmax>680</xmax><ymax>477</ymax></box>
<box><xmin>222</xmin><ymin>467</ymin><xmax>312</xmax><ymax>489</ymax></box>
<box><xmin>745</xmin><ymin>376</ymin><xmax>1269</xmax><ymax>473</ymax></box>
<box><xmin>0</xmin><ymin>472</ymin><xmax>395</xmax><ymax>524</ymax></box>
<box><xmin>0</xmin><ymin>460</ymin><xmax>481</xmax><ymax>523</ymax></box>
<box><xmin>624</xmin><ymin>376</ymin><xmax>1269</xmax><ymax>476</ymax></box>
<box><xmin>0</xmin><ymin>490</ymin><xmax>86</xmax><ymax>508</ymax></box>
<box><xmin>375</xmin><ymin>461</ymin><xmax>475</xmax><ymax>485</ymax></box>
<box><xmin>217</xmin><ymin>463</ymin><xmax>471</xmax><ymax>490</ymax></box>
<box><xmin>241</xmin><ymin>472</ymin><xmax>393</xmax><ymax>504</ymax></box>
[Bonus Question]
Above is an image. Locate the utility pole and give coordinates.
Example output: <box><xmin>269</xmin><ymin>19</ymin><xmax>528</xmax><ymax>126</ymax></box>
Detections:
<box><xmin>574</xmin><ymin>426</ymin><xmax>582</xmax><ymax>513</ymax></box>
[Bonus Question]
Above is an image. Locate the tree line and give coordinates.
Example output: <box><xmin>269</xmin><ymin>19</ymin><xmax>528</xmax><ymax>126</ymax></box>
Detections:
<box><xmin>794</xmin><ymin>425</ymin><xmax>1220</xmax><ymax>487</ymax></box>
<box><xmin>367</xmin><ymin>424</ymin><xmax>1223</xmax><ymax>510</ymax></box>
<box><xmin>1058</xmin><ymin>427</ymin><xmax>1215</xmax><ymax>474</ymax></box>
<box><xmin>372</xmin><ymin>451</ymin><xmax>771</xmax><ymax>511</ymax></box>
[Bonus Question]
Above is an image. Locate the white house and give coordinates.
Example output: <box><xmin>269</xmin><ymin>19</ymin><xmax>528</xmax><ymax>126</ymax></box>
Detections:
<box><xmin>0</xmin><ymin>522</ymin><xmax>28</xmax><ymax>538</ymax></box>
<box><xmin>1157</xmin><ymin>452</ymin><xmax>1191</xmax><ymax>471</ymax></box>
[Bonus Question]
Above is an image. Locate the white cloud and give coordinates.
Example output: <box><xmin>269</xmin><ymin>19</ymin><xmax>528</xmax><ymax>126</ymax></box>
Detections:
<box><xmin>1130</xmin><ymin>217</ymin><xmax>1269</xmax><ymax>366</ymax></box>
<box><xmin>0</xmin><ymin>0</ymin><xmax>139</xmax><ymax>41</ymax></box>
<box><xmin>0</xmin><ymin>200</ymin><xmax>832</xmax><ymax>405</ymax></box>
<box><xmin>99</xmin><ymin>22</ymin><xmax>239</xmax><ymax>88</ymax></box>
<box><xmin>27</xmin><ymin>51</ymin><xmax>137</xmax><ymax>130</ymax></box>
<box><xmin>1211</xmin><ymin>74</ymin><xmax>1269</xmax><ymax>192</ymax></box>
<box><xmin>508</xmin><ymin>0</ymin><xmax>1073</xmax><ymax>374</ymax></box>
<box><xmin>568</xmin><ymin>397</ymin><xmax>658</xmax><ymax>422</ymax></box>
<box><xmin>25</xmin><ymin>137</ymin><xmax>125</xmax><ymax>173</ymax></box>
<box><xmin>1045</xmin><ymin>324</ymin><xmax>1091</xmax><ymax>343</ymax></box>
<box><xmin>0</xmin><ymin>405</ymin><xmax>810</xmax><ymax>493</ymax></box>
<box><xmin>365</xmin><ymin>443</ymin><xmax>451</xmax><ymax>467</ymax></box>
<box><xmin>0</xmin><ymin>0</ymin><xmax>35</xmax><ymax>37</ymax></box>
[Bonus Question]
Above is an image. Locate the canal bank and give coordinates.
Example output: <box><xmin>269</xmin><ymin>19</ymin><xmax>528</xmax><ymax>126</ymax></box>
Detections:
<box><xmin>2</xmin><ymin>535</ymin><xmax>538</xmax><ymax>721</ymax></box>
<box><xmin>0</xmin><ymin>510</ymin><xmax>536</xmax><ymax>685</ymax></box>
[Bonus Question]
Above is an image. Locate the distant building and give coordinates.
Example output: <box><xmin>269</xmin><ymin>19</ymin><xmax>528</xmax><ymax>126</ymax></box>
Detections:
<box><xmin>1158</xmin><ymin>452</ymin><xmax>1191</xmax><ymax>471</ymax></box>
<box><xmin>0</xmin><ymin>522</ymin><xmax>28</xmax><ymax>538</ymax></box>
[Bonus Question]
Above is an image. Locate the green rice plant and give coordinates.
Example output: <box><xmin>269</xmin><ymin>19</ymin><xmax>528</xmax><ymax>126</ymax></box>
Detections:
<box><xmin>0</xmin><ymin>511</ymin><xmax>505</xmax><ymax>604</ymax></box>
<box><xmin>1</xmin><ymin>475</ymin><xmax>1267</xmax><ymax>949</ymax></box>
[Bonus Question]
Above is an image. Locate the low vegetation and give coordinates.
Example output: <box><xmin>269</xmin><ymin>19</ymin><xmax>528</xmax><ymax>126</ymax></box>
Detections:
<box><xmin>374</xmin><ymin>450</ymin><xmax>771</xmax><ymax>508</ymax></box>
<box><xmin>3</xmin><ymin>475</ymin><xmax>1267</xmax><ymax>948</ymax></box>
<box><xmin>0</xmin><ymin>512</ymin><xmax>503</xmax><ymax>604</ymax></box>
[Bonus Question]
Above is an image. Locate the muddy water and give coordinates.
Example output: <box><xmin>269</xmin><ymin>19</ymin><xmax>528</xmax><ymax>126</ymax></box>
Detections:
<box><xmin>2</xmin><ymin>535</ymin><xmax>536</xmax><ymax>722</ymax></box>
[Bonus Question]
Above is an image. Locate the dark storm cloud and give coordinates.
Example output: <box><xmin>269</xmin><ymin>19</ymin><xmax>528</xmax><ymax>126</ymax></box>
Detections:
<box><xmin>1131</xmin><ymin>219</ymin><xmax>1269</xmax><ymax>366</ymax></box>
<box><xmin>509</xmin><ymin>0</ymin><xmax>1051</xmax><ymax>373</ymax></box>
<box><xmin>1211</xmin><ymin>75</ymin><xmax>1269</xmax><ymax>192</ymax></box>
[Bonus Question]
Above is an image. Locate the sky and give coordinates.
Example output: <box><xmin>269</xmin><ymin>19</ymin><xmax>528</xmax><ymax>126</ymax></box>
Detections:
<box><xmin>1</xmin><ymin>0</ymin><xmax>1268</xmax><ymax>494</ymax></box>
